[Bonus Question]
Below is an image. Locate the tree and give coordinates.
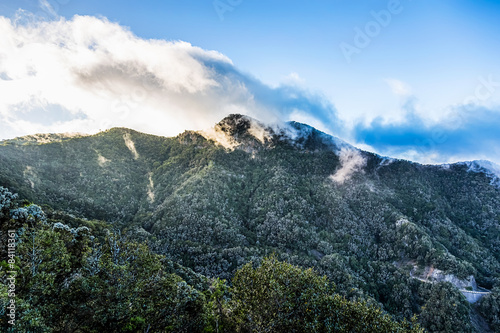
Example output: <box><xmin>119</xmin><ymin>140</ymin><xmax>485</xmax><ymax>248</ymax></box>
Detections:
<box><xmin>418</xmin><ymin>282</ymin><xmax>474</xmax><ymax>333</ymax></box>
<box><xmin>477</xmin><ymin>287</ymin><xmax>500</xmax><ymax>332</ymax></box>
<box><xmin>231</xmin><ymin>256</ymin><xmax>423</xmax><ymax>333</ymax></box>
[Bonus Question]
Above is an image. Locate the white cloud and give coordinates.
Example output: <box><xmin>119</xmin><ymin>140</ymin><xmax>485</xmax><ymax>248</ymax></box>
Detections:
<box><xmin>0</xmin><ymin>12</ymin><xmax>291</xmax><ymax>140</ymax></box>
<box><xmin>3</xmin><ymin>12</ymin><xmax>494</xmax><ymax>167</ymax></box>
<box><xmin>385</xmin><ymin>78</ymin><xmax>412</xmax><ymax>97</ymax></box>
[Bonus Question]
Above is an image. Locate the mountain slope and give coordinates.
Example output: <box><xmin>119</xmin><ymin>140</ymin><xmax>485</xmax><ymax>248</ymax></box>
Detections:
<box><xmin>1</xmin><ymin>114</ymin><xmax>499</xmax><ymax>332</ymax></box>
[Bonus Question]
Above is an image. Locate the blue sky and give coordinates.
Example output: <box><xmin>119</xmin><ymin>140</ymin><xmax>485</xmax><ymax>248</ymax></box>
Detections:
<box><xmin>1</xmin><ymin>0</ymin><xmax>500</xmax><ymax>164</ymax></box>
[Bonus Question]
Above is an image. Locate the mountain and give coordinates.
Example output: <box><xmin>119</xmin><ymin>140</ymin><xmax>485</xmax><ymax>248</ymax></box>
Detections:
<box><xmin>1</xmin><ymin>114</ymin><xmax>499</xmax><ymax>332</ymax></box>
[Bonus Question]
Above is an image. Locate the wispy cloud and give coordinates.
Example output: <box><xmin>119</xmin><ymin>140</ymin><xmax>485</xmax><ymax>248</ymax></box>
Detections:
<box><xmin>38</xmin><ymin>0</ymin><xmax>57</xmax><ymax>18</ymax></box>
<box><xmin>353</xmin><ymin>105</ymin><xmax>500</xmax><ymax>164</ymax></box>
<box><xmin>330</xmin><ymin>148</ymin><xmax>366</xmax><ymax>184</ymax></box>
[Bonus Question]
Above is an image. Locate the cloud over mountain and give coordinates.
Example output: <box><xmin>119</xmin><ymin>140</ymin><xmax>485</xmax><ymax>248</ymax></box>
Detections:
<box><xmin>1</xmin><ymin>11</ymin><xmax>500</xmax><ymax>165</ymax></box>
<box><xmin>0</xmin><ymin>12</ymin><xmax>341</xmax><ymax>140</ymax></box>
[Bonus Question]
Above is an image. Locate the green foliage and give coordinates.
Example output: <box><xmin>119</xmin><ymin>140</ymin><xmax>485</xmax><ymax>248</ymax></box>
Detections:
<box><xmin>0</xmin><ymin>188</ymin><xmax>425</xmax><ymax>332</ymax></box>
<box><xmin>477</xmin><ymin>288</ymin><xmax>500</xmax><ymax>332</ymax></box>
<box><xmin>230</xmin><ymin>256</ymin><xmax>423</xmax><ymax>333</ymax></box>
<box><xmin>417</xmin><ymin>283</ymin><xmax>474</xmax><ymax>333</ymax></box>
<box><xmin>1</xmin><ymin>115</ymin><xmax>500</xmax><ymax>331</ymax></box>
<box><xmin>0</xmin><ymin>188</ymin><xmax>209</xmax><ymax>332</ymax></box>
<box><xmin>204</xmin><ymin>278</ymin><xmax>234</xmax><ymax>333</ymax></box>
<box><xmin>231</xmin><ymin>255</ymin><xmax>334</xmax><ymax>331</ymax></box>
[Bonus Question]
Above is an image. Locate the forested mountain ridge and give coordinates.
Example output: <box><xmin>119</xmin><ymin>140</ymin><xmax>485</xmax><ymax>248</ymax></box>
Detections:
<box><xmin>1</xmin><ymin>114</ymin><xmax>500</xmax><ymax>332</ymax></box>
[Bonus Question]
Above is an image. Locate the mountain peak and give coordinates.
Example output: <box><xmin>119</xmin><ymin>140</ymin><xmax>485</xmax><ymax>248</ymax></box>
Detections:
<box><xmin>461</xmin><ymin>160</ymin><xmax>500</xmax><ymax>187</ymax></box>
<box><xmin>216</xmin><ymin>114</ymin><xmax>255</xmax><ymax>136</ymax></box>
<box><xmin>216</xmin><ymin>114</ymin><xmax>272</xmax><ymax>142</ymax></box>
<box><xmin>199</xmin><ymin>114</ymin><xmax>273</xmax><ymax>150</ymax></box>
<box><xmin>199</xmin><ymin>114</ymin><xmax>354</xmax><ymax>154</ymax></box>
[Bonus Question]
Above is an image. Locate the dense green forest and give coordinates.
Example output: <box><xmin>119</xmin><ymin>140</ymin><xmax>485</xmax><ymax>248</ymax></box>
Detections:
<box><xmin>0</xmin><ymin>188</ymin><xmax>423</xmax><ymax>332</ymax></box>
<box><xmin>1</xmin><ymin>114</ymin><xmax>500</xmax><ymax>332</ymax></box>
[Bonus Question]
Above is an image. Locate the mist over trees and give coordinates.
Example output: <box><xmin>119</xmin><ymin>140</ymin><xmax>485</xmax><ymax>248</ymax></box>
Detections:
<box><xmin>1</xmin><ymin>114</ymin><xmax>499</xmax><ymax>332</ymax></box>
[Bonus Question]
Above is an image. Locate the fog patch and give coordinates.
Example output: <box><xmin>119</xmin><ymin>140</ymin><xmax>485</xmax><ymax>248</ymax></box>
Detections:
<box><xmin>123</xmin><ymin>133</ymin><xmax>139</xmax><ymax>159</ymax></box>
<box><xmin>147</xmin><ymin>172</ymin><xmax>155</xmax><ymax>202</ymax></box>
<box><xmin>247</xmin><ymin>119</ymin><xmax>271</xmax><ymax>143</ymax></box>
<box><xmin>330</xmin><ymin>148</ymin><xmax>367</xmax><ymax>184</ymax></box>
<box><xmin>97</xmin><ymin>153</ymin><xmax>110</xmax><ymax>167</ymax></box>
<box><xmin>199</xmin><ymin>127</ymin><xmax>238</xmax><ymax>150</ymax></box>
<box><xmin>23</xmin><ymin>165</ymin><xmax>37</xmax><ymax>188</ymax></box>
<box><xmin>464</xmin><ymin>160</ymin><xmax>500</xmax><ymax>187</ymax></box>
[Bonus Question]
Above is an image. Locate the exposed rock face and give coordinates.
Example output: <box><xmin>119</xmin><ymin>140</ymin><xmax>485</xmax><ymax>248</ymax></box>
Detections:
<box><xmin>199</xmin><ymin>114</ymin><xmax>353</xmax><ymax>153</ymax></box>
<box><xmin>410</xmin><ymin>265</ymin><xmax>491</xmax><ymax>303</ymax></box>
<box><xmin>198</xmin><ymin>114</ymin><xmax>274</xmax><ymax>151</ymax></box>
<box><xmin>429</xmin><ymin>269</ymin><xmax>477</xmax><ymax>290</ymax></box>
<box><xmin>412</xmin><ymin>265</ymin><xmax>477</xmax><ymax>290</ymax></box>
